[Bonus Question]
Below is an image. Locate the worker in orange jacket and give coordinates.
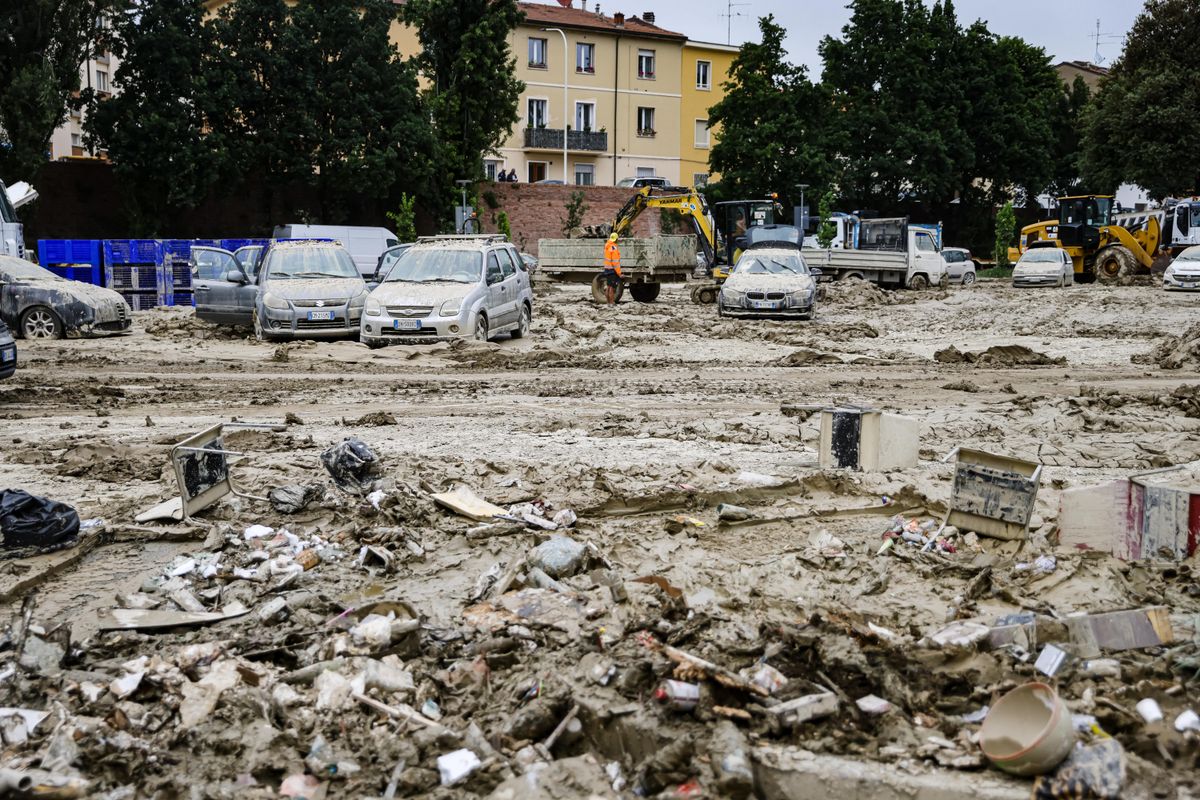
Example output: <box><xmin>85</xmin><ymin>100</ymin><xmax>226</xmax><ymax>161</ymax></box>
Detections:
<box><xmin>603</xmin><ymin>232</ymin><xmax>622</xmax><ymax>304</ymax></box>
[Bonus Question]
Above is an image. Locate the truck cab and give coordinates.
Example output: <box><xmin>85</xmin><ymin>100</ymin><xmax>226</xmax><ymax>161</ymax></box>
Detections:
<box><xmin>0</xmin><ymin>181</ymin><xmax>27</xmax><ymax>260</ymax></box>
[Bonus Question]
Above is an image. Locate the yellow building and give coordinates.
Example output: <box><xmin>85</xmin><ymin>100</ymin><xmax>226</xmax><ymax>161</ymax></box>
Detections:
<box><xmin>493</xmin><ymin>4</ymin><xmax>686</xmax><ymax>186</ymax></box>
<box><xmin>679</xmin><ymin>39</ymin><xmax>737</xmax><ymax>188</ymax></box>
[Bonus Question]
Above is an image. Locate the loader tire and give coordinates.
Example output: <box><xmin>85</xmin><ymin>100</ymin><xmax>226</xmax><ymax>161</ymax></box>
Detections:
<box><xmin>590</xmin><ymin>275</ymin><xmax>623</xmax><ymax>304</ymax></box>
<box><xmin>1095</xmin><ymin>246</ymin><xmax>1136</xmax><ymax>285</ymax></box>
<box><xmin>696</xmin><ymin>286</ymin><xmax>717</xmax><ymax>304</ymax></box>
<box><xmin>629</xmin><ymin>282</ymin><xmax>661</xmax><ymax>303</ymax></box>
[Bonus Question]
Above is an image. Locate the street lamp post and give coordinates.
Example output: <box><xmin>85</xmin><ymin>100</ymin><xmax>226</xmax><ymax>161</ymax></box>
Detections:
<box><xmin>542</xmin><ymin>27</ymin><xmax>569</xmax><ymax>184</ymax></box>
<box><xmin>795</xmin><ymin>183</ymin><xmax>810</xmax><ymax>231</ymax></box>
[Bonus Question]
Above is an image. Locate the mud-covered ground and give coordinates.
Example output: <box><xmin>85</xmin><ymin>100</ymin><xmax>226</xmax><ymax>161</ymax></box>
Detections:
<box><xmin>3</xmin><ymin>279</ymin><xmax>1200</xmax><ymax>798</ymax></box>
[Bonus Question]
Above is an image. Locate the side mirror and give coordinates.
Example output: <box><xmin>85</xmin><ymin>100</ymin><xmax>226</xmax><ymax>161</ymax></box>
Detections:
<box><xmin>223</xmin><ymin>269</ymin><xmax>248</xmax><ymax>284</ymax></box>
<box><xmin>486</xmin><ymin>267</ymin><xmax>503</xmax><ymax>285</ymax></box>
<box><xmin>809</xmin><ymin>267</ymin><xmax>823</xmax><ymax>277</ymax></box>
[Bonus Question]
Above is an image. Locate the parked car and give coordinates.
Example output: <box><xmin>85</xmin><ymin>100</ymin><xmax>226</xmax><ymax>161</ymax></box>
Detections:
<box><xmin>533</xmin><ymin>179</ymin><xmax>565</xmax><ymax>185</ymax></box>
<box><xmin>194</xmin><ymin>241</ymin><xmax>367</xmax><ymax>340</ymax></box>
<box><xmin>1163</xmin><ymin>245</ymin><xmax>1200</xmax><ymax>291</ymax></box>
<box><xmin>361</xmin><ymin>235</ymin><xmax>532</xmax><ymax>347</ymax></box>
<box><xmin>1012</xmin><ymin>244</ymin><xmax>1074</xmax><ymax>288</ymax></box>
<box><xmin>717</xmin><ymin>244</ymin><xmax>819</xmax><ymax>319</ymax></box>
<box><xmin>616</xmin><ymin>176</ymin><xmax>670</xmax><ymax>189</ymax></box>
<box><xmin>942</xmin><ymin>247</ymin><xmax>977</xmax><ymax>285</ymax></box>
<box><xmin>272</xmin><ymin>224</ymin><xmax>398</xmax><ymax>277</ymax></box>
<box><xmin>0</xmin><ymin>321</ymin><xmax>16</xmax><ymax>379</ymax></box>
<box><xmin>0</xmin><ymin>255</ymin><xmax>131</xmax><ymax>339</ymax></box>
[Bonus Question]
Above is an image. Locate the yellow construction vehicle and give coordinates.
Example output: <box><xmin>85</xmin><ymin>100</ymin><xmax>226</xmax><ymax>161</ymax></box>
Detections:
<box><xmin>599</xmin><ymin>186</ymin><xmax>780</xmax><ymax>303</ymax></box>
<box><xmin>1009</xmin><ymin>195</ymin><xmax>1168</xmax><ymax>283</ymax></box>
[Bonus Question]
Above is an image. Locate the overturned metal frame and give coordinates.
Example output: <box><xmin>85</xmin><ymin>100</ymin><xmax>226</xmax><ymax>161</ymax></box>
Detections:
<box><xmin>170</xmin><ymin>422</ymin><xmax>286</xmax><ymax>522</ymax></box>
<box><xmin>941</xmin><ymin>447</ymin><xmax>1043</xmax><ymax>540</ymax></box>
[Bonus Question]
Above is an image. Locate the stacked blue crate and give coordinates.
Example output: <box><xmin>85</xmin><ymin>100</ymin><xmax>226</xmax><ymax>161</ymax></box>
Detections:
<box><xmin>160</xmin><ymin>240</ymin><xmax>196</xmax><ymax>306</ymax></box>
<box><xmin>104</xmin><ymin>240</ymin><xmax>164</xmax><ymax>311</ymax></box>
<box><xmin>37</xmin><ymin>240</ymin><xmax>103</xmax><ymax>285</ymax></box>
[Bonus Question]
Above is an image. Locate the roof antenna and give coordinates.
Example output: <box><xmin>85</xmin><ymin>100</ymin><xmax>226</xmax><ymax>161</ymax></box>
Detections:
<box><xmin>1090</xmin><ymin>18</ymin><xmax>1120</xmax><ymax>65</ymax></box>
<box><xmin>721</xmin><ymin>0</ymin><xmax>749</xmax><ymax>45</ymax></box>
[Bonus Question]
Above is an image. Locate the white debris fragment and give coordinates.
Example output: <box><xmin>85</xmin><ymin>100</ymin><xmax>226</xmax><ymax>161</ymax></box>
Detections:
<box><xmin>437</xmin><ymin>748</ymin><xmax>481</xmax><ymax>786</ymax></box>
<box><xmin>244</xmin><ymin>524</ymin><xmax>274</xmax><ymax>540</ymax></box>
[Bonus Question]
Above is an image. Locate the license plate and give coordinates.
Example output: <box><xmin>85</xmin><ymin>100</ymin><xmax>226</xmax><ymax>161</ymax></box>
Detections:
<box><xmin>393</xmin><ymin>319</ymin><xmax>421</xmax><ymax>331</ymax></box>
<box><xmin>1184</xmin><ymin>282</ymin><xmax>1197</xmax><ymax>289</ymax></box>
<box><xmin>752</xmin><ymin>300</ymin><xmax>778</xmax><ymax>310</ymax></box>
<box><xmin>0</xmin><ymin>349</ymin><xmax>13</xmax><ymax>363</ymax></box>
<box><xmin>307</xmin><ymin>310</ymin><xmax>334</xmax><ymax>321</ymax></box>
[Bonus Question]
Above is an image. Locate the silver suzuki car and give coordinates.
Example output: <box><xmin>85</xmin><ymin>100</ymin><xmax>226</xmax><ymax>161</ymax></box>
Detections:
<box><xmin>361</xmin><ymin>235</ymin><xmax>533</xmax><ymax>346</ymax></box>
<box><xmin>254</xmin><ymin>241</ymin><xmax>368</xmax><ymax>340</ymax></box>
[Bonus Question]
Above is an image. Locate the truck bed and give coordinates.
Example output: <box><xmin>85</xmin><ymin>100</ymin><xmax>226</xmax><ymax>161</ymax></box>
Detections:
<box><xmin>538</xmin><ymin>235</ymin><xmax>697</xmax><ymax>284</ymax></box>
<box><xmin>804</xmin><ymin>247</ymin><xmax>910</xmax><ymax>286</ymax></box>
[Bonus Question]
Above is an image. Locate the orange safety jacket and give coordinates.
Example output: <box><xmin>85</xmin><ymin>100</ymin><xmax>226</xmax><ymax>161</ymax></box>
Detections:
<box><xmin>603</xmin><ymin>241</ymin><xmax>622</xmax><ymax>276</ymax></box>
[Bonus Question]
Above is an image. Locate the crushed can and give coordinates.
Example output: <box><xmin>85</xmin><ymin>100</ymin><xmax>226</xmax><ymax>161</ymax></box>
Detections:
<box><xmin>655</xmin><ymin>680</ymin><xmax>700</xmax><ymax>711</ymax></box>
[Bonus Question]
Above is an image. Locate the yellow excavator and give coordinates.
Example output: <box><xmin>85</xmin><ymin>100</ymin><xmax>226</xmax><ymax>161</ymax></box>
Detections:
<box><xmin>1009</xmin><ymin>194</ymin><xmax>1169</xmax><ymax>283</ymax></box>
<box><xmin>594</xmin><ymin>186</ymin><xmax>781</xmax><ymax>303</ymax></box>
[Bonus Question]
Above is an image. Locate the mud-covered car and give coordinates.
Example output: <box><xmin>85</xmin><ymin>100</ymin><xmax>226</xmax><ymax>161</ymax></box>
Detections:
<box><xmin>361</xmin><ymin>235</ymin><xmax>532</xmax><ymax>346</ymax></box>
<box><xmin>1012</xmin><ymin>245</ymin><xmax>1073</xmax><ymax>288</ymax></box>
<box><xmin>0</xmin><ymin>321</ymin><xmax>15</xmax><ymax>379</ymax></box>
<box><xmin>0</xmin><ymin>255</ymin><xmax>131</xmax><ymax>339</ymax></box>
<box><xmin>1163</xmin><ymin>245</ymin><xmax>1200</xmax><ymax>291</ymax></box>
<box><xmin>253</xmin><ymin>241</ymin><xmax>367</xmax><ymax>341</ymax></box>
<box><xmin>717</xmin><ymin>244</ymin><xmax>819</xmax><ymax>319</ymax></box>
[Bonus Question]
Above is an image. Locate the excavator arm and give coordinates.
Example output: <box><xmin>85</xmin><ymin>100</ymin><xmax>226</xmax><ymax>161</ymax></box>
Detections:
<box><xmin>610</xmin><ymin>187</ymin><xmax>716</xmax><ymax>266</ymax></box>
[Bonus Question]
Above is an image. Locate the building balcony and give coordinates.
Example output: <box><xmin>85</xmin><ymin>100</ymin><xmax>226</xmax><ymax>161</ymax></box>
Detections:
<box><xmin>524</xmin><ymin>127</ymin><xmax>608</xmax><ymax>152</ymax></box>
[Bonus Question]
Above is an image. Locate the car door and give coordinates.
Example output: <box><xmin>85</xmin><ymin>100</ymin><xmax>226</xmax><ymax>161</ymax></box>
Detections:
<box><xmin>943</xmin><ymin>250</ymin><xmax>962</xmax><ymax>281</ymax></box>
<box><xmin>484</xmin><ymin>251</ymin><xmax>508</xmax><ymax>326</ymax></box>
<box><xmin>496</xmin><ymin>248</ymin><xmax>521</xmax><ymax>327</ymax></box>
<box><xmin>192</xmin><ymin>247</ymin><xmax>242</xmax><ymax>323</ymax></box>
<box><xmin>912</xmin><ymin>231</ymin><xmax>943</xmax><ymax>283</ymax></box>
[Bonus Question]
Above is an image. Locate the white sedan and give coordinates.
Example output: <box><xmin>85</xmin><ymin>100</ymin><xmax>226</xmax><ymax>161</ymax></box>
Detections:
<box><xmin>1163</xmin><ymin>246</ymin><xmax>1200</xmax><ymax>291</ymax></box>
<box><xmin>1012</xmin><ymin>246</ymin><xmax>1074</xmax><ymax>288</ymax></box>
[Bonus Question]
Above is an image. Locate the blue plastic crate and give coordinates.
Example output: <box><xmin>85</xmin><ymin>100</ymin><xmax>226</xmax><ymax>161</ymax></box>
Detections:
<box><xmin>47</xmin><ymin>264</ymin><xmax>104</xmax><ymax>285</ymax></box>
<box><xmin>165</xmin><ymin>290</ymin><xmax>194</xmax><ymax>307</ymax></box>
<box><xmin>220</xmin><ymin>238</ymin><xmax>268</xmax><ymax>252</ymax></box>
<box><xmin>171</xmin><ymin>262</ymin><xmax>193</xmax><ymax>289</ymax></box>
<box><xmin>104</xmin><ymin>239</ymin><xmax>161</xmax><ymax>265</ymax></box>
<box><xmin>120</xmin><ymin>291</ymin><xmax>160</xmax><ymax>312</ymax></box>
<box><xmin>161</xmin><ymin>239</ymin><xmax>193</xmax><ymax>260</ymax></box>
<box><xmin>193</xmin><ymin>238</ymin><xmax>220</xmax><ymax>248</ymax></box>
<box><xmin>107</xmin><ymin>264</ymin><xmax>159</xmax><ymax>291</ymax></box>
<box><xmin>39</xmin><ymin>239</ymin><xmax>100</xmax><ymax>268</ymax></box>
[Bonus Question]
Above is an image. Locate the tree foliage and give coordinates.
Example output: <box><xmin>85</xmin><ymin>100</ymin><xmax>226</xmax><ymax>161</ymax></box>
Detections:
<box><xmin>86</xmin><ymin>0</ymin><xmax>217</xmax><ymax>232</ymax></box>
<box><xmin>400</xmin><ymin>0</ymin><xmax>524</xmax><ymax>190</ymax></box>
<box><xmin>562</xmin><ymin>190</ymin><xmax>587</xmax><ymax>237</ymax></box>
<box><xmin>387</xmin><ymin>193</ymin><xmax>418</xmax><ymax>243</ymax></box>
<box><xmin>0</xmin><ymin>0</ymin><xmax>121</xmax><ymax>181</ymax></box>
<box><xmin>994</xmin><ymin>201</ymin><xmax>1015</xmax><ymax>268</ymax></box>
<box><xmin>816</xmin><ymin>190</ymin><xmax>838</xmax><ymax>249</ymax></box>
<box><xmin>1081</xmin><ymin>0</ymin><xmax>1200</xmax><ymax>198</ymax></box>
<box><xmin>707</xmin><ymin>15</ymin><xmax>831</xmax><ymax>206</ymax></box>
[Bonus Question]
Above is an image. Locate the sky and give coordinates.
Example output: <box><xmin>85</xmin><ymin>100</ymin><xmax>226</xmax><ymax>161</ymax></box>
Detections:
<box><xmin>609</xmin><ymin>0</ymin><xmax>1145</xmax><ymax>75</ymax></box>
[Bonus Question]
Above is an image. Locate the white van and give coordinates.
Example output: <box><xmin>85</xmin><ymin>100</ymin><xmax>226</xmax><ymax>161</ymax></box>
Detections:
<box><xmin>272</xmin><ymin>224</ymin><xmax>399</xmax><ymax>277</ymax></box>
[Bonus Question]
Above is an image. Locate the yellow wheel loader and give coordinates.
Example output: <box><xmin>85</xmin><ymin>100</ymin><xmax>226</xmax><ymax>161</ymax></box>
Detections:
<box><xmin>1009</xmin><ymin>195</ymin><xmax>1169</xmax><ymax>284</ymax></box>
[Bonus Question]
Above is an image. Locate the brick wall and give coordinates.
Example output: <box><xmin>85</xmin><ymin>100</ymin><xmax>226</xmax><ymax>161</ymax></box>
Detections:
<box><xmin>474</xmin><ymin>183</ymin><xmax>664</xmax><ymax>256</ymax></box>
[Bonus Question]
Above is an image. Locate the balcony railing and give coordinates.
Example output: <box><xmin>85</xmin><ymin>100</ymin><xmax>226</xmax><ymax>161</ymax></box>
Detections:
<box><xmin>524</xmin><ymin>128</ymin><xmax>608</xmax><ymax>152</ymax></box>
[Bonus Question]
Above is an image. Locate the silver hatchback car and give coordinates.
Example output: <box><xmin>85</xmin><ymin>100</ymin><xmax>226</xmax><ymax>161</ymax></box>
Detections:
<box><xmin>361</xmin><ymin>235</ymin><xmax>532</xmax><ymax>346</ymax></box>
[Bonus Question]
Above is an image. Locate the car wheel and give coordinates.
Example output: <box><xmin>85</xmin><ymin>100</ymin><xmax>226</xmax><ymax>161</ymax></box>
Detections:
<box><xmin>474</xmin><ymin>313</ymin><xmax>489</xmax><ymax>342</ymax></box>
<box><xmin>510</xmin><ymin>304</ymin><xmax>531</xmax><ymax>339</ymax></box>
<box><xmin>20</xmin><ymin>306</ymin><xmax>63</xmax><ymax>340</ymax></box>
<box><xmin>961</xmin><ymin>271</ymin><xmax>977</xmax><ymax>286</ymax></box>
<box><xmin>253</xmin><ymin>310</ymin><xmax>275</xmax><ymax>342</ymax></box>
<box><xmin>366</xmin><ymin>338</ymin><xmax>386</xmax><ymax>350</ymax></box>
<box><xmin>908</xmin><ymin>274</ymin><xmax>930</xmax><ymax>290</ymax></box>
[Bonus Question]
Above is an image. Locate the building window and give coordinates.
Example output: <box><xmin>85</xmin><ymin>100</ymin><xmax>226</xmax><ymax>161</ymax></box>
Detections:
<box><xmin>693</xmin><ymin>173</ymin><xmax>710</xmax><ymax>188</ymax></box>
<box><xmin>527</xmin><ymin>162</ymin><xmax>547</xmax><ymax>183</ymax></box>
<box><xmin>485</xmin><ymin>161</ymin><xmax>500</xmax><ymax>181</ymax></box>
<box><xmin>694</xmin><ymin>119</ymin><xmax>710</xmax><ymax>148</ymax></box>
<box><xmin>696</xmin><ymin>60</ymin><xmax>711</xmax><ymax>89</ymax></box>
<box><xmin>638</xmin><ymin>49</ymin><xmax>655</xmax><ymax>79</ymax></box>
<box><xmin>528</xmin><ymin>37</ymin><xmax>547</xmax><ymax>68</ymax></box>
<box><xmin>528</xmin><ymin>98</ymin><xmax>548</xmax><ymax>128</ymax></box>
<box><xmin>576</xmin><ymin>42</ymin><xmax>595</xmax><ymax>73</ymax></box>
<box><xmin>574</xmin><ymin>101</ymin><xmax>595</xmax><ymax>132</ymax></box>
<box><xmin>636</xmin><ymin>167</ymin><xmax>656</xmax><ymax>178</ymax></box>
<box><xmin>575</xmin><ymin>163</ymin><xmax>594</xmax><ymax>186</ymax></box>
<box><xmin>71</xmin><ymin>133</ymin><xmax>82</xmax><ymax>147</ymax></box>
<box><xmin>637</xmin><ymin>106</ymin><xmax>655</xmax><ymax>137</ymax></box>
<box><xmin>95</xmin><ymin>70</ymin><xmax>109</xmax><ymax>93</ymax></box>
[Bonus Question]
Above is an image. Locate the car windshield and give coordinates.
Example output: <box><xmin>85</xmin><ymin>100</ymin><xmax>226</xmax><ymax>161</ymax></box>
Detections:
<box><xmin>734</xmin><ymin>252</ymin><xmax>809</xmax><ymax>276</ymax></box>
<box><xmin>384</xmin><ymin>248</ymin><xmax>481</xmax><ymax>284</ymax></box>
<box><xmin>1020</xmin><ymin>249</ymin><xmax>1063</xmax><ymax>264</ymax></box>
<box><xmin>1176</xmin><ymin>247</ymin><xmax>1200</xmax><ymax>262</ymax></box>
<box><xmin>0</xmin><ymin>260</ymin><xmax>61</xmax><ymax>281</ymax></box>
<box><xmin>264</xmin><ymin>246</ymin><xmax>358</xmax><ymax>280</ymax></box>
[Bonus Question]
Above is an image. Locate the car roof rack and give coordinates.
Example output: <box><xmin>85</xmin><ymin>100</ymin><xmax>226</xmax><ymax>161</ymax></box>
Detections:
<box><xmin>416</xmin><ymin>234</ymin><xmax>509</xmax><ymax>245</ymax></box>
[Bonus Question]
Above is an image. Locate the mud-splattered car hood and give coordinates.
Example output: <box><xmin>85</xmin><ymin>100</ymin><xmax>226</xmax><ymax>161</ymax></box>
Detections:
<box><xmin>722</xmin><ymin>269</ymin><xmax>816</xmax><ymax>295</ymax></box>
<box><xmin>368</xmin><ymin>281</ymin><xmax>478</xmax><ymax>307</ymax></box>
<box><xmin>261</xmin><ymin>277</ymin><xmax>366</xmax><ymax>303</ymax></box>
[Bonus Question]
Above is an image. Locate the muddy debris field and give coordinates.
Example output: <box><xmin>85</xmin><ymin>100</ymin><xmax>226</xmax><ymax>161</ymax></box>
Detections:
<box><xmin>3</xmin><ymin>280</ymin><xmax>1200</xmax><ymax>799</ymax></box>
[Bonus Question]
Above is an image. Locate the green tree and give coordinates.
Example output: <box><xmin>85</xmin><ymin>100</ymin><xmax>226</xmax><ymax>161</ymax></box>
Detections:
<box><xmin>994</xmin><ymin>201</ymin><xmax>1016</xmax><ymax>268</ymax></box>
<box><xmin>0</xmin><ymin>0</ymin><xmax>122</xmax><ymax>180</ymax></box>
<box><xmin>400</xmin><ymin>0</ymin><xmax>524</xmax><ymax>199</ymax></box>
<box><xmin>1081</xmin><ymin>0</ymin><xmax>1200</xmax><ymax>198</ymax></box>
<box><xmin>86</xmin><ymin>0</ymin><xmax>219</xmax><ymax>233</ymax></box>
<box><xmin>496</xmin><ymin>210</ymin><xmax>511</xmax><ymax>241</ymax></box>
<box><xmin>562</xmin><ymin>190</ymin><xmax>587</xmax><ymax>237</ymax></box>
<box><xmin>708</xmin><ymin>15</ymin><xmax>831</xmax><ymax>202</ymax></box>
<box><xmin>387</xmin><ymin>193</ymin><xmax>418</xmax><ymax>242</ymax></box>
<box><xmin>816</xmin><ymin>190</ymin><xmax>838</xmax><ymax>248</ymax></box>
<box><xmin>1045</xmin><ymin>76</ymin><xmax>1091</xmax><ymax>198</ymax></box>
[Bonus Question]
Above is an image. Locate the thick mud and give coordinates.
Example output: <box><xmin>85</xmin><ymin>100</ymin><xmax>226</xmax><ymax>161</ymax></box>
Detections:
<box><xmin>1</xmin><ymin>280</ymin><xmax>1199</xmax><ymax>798</ymax></box>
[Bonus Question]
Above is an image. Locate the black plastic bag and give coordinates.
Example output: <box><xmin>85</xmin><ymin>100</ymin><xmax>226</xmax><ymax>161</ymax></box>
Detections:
<box><xmin>269</xmin><ymin>484</ymin><xmax>321</xmax><ymax>514</ymax></box>
<box><xmin>0</xmin><ymin>489</ymin><xmax>80</xmax><ymax>551</ymax></box>
<box><xmin>321</xmin><ymin>438</ymin><xmax>379</xmax><ymax>495</ymax></box>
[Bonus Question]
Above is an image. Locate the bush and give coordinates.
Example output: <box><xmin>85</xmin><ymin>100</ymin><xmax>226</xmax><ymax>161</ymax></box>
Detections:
<box><xmin>816</xmin><ymin>189</ymin><xmax>838</xmax><ymax>248</ymax></box>
<box><xmin>497</xmin><ymin>210</ymin><xmax>511</xmax><ymax>240</ymax></box>
<box><xmin>386</xmin><ymin>193</ymin><xmax>417</xmax><ymax>242</ymax></box>
<box><xmin>994</xmin><ymin>201</ymin><xmax>1016</xmax><ymax>268</ymax></box>
<box><xmin>562</xmin><ymin>190</ymin><xmax>587</xmax><ymax>237</ymax></box>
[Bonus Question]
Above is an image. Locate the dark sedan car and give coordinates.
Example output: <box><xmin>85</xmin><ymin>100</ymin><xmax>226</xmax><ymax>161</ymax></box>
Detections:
<box><xmin>0</xmin><ymin>255</ymin><xmax>131</xmax><ymax>339</ymax></box>
<box><xmin>0</xmin><ymin>321</ymin><xmax>15</xmax><ymax>379</ymax></box>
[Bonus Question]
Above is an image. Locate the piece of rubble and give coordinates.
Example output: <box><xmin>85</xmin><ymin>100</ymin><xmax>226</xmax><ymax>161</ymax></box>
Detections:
<box><xmin>855</xmin><ymin>695</ymin><xmax>893</xmax><ymax>715</ymax></box>
<box><xmin>552</xmin><ymin>509</ymin><xmax>577</xmax><ymax>528</ymax></box>
<box><xmin>432</xmin><ymin>486</ymin><xmax>508</xmax><ymax>521</ymax></box>
<box><xmin>769</xmin><ymin>692</ymin><xmax>838</xmax><ymax>727</ymax></box>
<box><xmin>528</xmin><ymin>535</ymin><xmax>586</xmax><ymax>579</ymax></box>
<box><xmin>436</xmin><ymin>749</ymin><xmax>481</xmax><ymax>786</ymax></box>
<box><xmin>269</xmin><ymin>484</ymin><xmax>320</xmax><ymax>514</ymax></box>
<box><xmin>717</xmin><ymin>503</ymin><xmax>752</xmax><ymax>521</ymax></box>
<box><xmin>179</xmin><ymin>661</ymin><xmax>241</xmax><ymax>728</ymax></box>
